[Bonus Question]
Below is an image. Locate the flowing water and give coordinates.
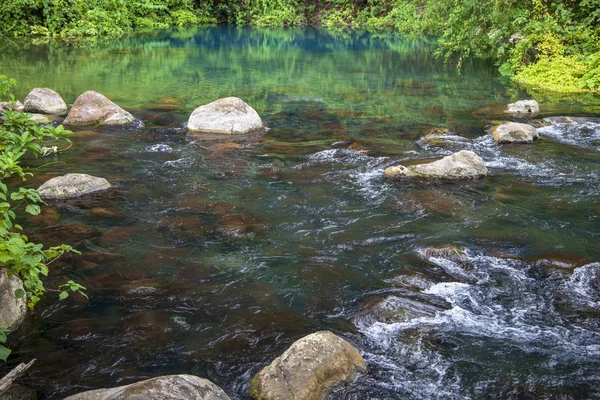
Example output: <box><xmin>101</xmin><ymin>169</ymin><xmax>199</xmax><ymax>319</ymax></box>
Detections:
<box><xmin>1</xmin><ymin>26</ymin><xmax>600</xmax><ymax>399</ymax></box>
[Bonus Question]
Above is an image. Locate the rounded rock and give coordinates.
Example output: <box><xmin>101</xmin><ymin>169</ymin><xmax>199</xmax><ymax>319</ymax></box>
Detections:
<box><xmin>250</xmin><ymin>331</ymin><xmax>366</xmax><ymax>400</ymax></box>
<box><xmin>23</xmin><ymin>88</ymin><xmax>67</xmax><ymax>115</ymax></box>
<box><xmin>187</xmin><ymin>97</ymin><xmax>264</xmax><ymax>134</ymax></box>
<box><xmin>491</xmin><ymin>122</ymin><xmax>539</xmax><ymax>144</ymax></box>
<box><xmin>384</xmin><ymin>150</ymin><xmax>488</xmax><ymax>179</ymax></box>
<box><xmin>0</xmin><ymin>270</ymin><xmax>27</xmax><ymax>333</ymax></box>
<box><xmin>63</xmin><ymin>375</ymin><xmax>231</xmax><ymax>400</ymax></box>
<box><xmin>37</xmin><ymin>173</ymin><xmax>112</xmax><ymax>199</ymax></box>
<box><xmin>64</xmin><ymin>91</ymin><xmax>135</xmax><ymax>126</ymax></box>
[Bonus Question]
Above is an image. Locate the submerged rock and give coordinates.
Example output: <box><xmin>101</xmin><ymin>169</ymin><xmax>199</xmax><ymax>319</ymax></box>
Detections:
<box><xmin>28</xmin><ymin>224</ymin><xmax>101</xmax><ymax>248</ymax></box>
<box><xmin>250</xmin><ymin>331</ymin><xmax>366</xmax><ymax>400</ymax></box>
<box><xmin>507</xmin><ymin>99</ymin><xmax>539</xmax><ymax>114</ymax></box>
<box><xmin>187</xmin><ymin>97</ymin><xmax>264</xmax><ymax>134</ymax></box>
<box><xmin>37</xmin><ymin>173</ymin><xmax>111</xmax><ymax>199</ymax></box>
<box><xmin>28</xmin><ymin>113</ymin><xmax>60</xmax><ymax>124</ymax></box>
<box><xmin>0</xmin><ymin>270</ymin><xmax>27</xmax><ymax>333</ymax></box>
<box><xmin>398</xmin><ymin>189</ymin><xmax>465</xmax><ymax>216</ymax></box>
<box><xmin>384</xmin><ymin>150</ymin><xmax>487</xmax><ymax>179</ymax></box>
<box><xmin>491</xmin><ymin>122</ymin><xmax>539</xmax><ymax>144</ymax></box>
<box><xmin>63</xmin><ymin>91</ymin><xmax>135</xmax><ymax>126</ymax></box>
<box><xmin>63</xmin><ymin>375</ymin><xmax>231</xmax><ymax>400</ymax></box>
<box><xmin>355</xmin><ymin>295</ymin><xmax>445</xmax><ymax>326</ymax></box>
<box><xmin>420</xmin><ymin>245</ymin><xmax>469</xmax><ymax>262</ymax></box>
<box><xmin>418</xmin><ymin>128</ymin><xmax>472</xmax><ymax>150</ymax></box>
<box><xmin>23</xmin><ymin>88</ymin><xmax>67</xmax><ymax>115</ymax></box>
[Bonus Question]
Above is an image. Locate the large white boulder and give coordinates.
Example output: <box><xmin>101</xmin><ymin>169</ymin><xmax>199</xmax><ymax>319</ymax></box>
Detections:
<box><xmin>491</xmin><ymin>122</ymin><xmax>539</xmax><ymax>143</ymax></box>
<box><xmin>64</xmin><ymin>91</ymin><xmax>135</xmax><ymax>126</ymax></box>
<box><xmin>384</xmin><ymin>150</ymin><xmax>488</xmax><ymax>179</ymax></box>
<box><xmin>0</xmin><ymin>270</ymin><xmax>27</xmax><ymax>333</ymax></box>
<box><xmin>37</xmin><ymin>173</ymin><xmax>111</xmax><ymax>199</ymax></box>
<box><xmin>63</xmin><ymin>375</ymin><xmax>231</xmax><ymax>400</ymax></box>
<box><xmin>187</xmin><ymin>97</ymin><xmax>264</xmax><ymax>134</ymax></box>
<box><xmin>250</xmin><ymin>331</ymin><xmax>366</xmax><ymax>400</ymax></box>
<box><xmin>23</xmin><ymin>88</ymin><xmax>67</xmax><ymax>115</ymax></box>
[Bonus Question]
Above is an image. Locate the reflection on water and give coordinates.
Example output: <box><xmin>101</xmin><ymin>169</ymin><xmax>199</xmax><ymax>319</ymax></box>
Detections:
<box><xmin>1</xmin><ymin>26</ymin><xmax>600</xmax><ymax>399</ymax></box>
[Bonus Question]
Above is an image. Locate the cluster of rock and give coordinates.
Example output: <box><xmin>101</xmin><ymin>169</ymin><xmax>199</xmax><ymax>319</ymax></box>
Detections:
<box><xmin>383</xmin><ymin>99</ymin><xmax>541</xmax><ymax>181</ymax></box>
<box><xmin>0</xmin><ymin>92</ymin><xmax>265</xmax><ymax>358</ymax></box>
<box><xmin>1</xmin><ymin>89</ymin><xmax>545</xmax><ymax>398</ymax></box>
<box><xmin>6</xmin><ymin>87</ymin><xmax>266</xmax><ymax>135</ymax></box>
<box><xmin>63</xmin><ymin>331</ymin><xmax>365</xmax><ymax>400</ymax></box>
<box><xmin>1</xmin><ymin>88</ymin><xmax>135</xmax><ymax>126</ymax></box>
<box><xmin>490</xmin><ymin>100</ymin><xmax>540</xmax><ymax>144</ymax></box>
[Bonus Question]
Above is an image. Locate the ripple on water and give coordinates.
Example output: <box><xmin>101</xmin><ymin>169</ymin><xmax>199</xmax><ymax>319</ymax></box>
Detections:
<box><xmin>355</xmin><ymin>250</ymin><xmax>600</xmax><ymax>399</ymax></box>
<box><xmin>539</xmin><ymin>118</ymin><xmax>600</xmax><ymax>151</ymax></box>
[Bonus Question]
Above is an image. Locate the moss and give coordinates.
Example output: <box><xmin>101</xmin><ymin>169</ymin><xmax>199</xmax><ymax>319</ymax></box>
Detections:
<box><xmin>514</xmin><ymin>55</ymin><xmax>599</xmax><ymax>94</ymax></box>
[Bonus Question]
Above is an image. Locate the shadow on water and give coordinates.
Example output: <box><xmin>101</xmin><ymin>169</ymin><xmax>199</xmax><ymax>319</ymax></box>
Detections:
<box><xmin>1</xmin><ymin>26</ymin><xmax>600</xmax><ymax>399</ymax></box>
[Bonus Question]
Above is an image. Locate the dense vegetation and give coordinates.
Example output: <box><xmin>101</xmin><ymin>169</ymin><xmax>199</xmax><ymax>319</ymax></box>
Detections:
<box><xmin>0</xmin><ymin>76</ymin><xmax>85</xmax><ymax>360</ymax></box>
<box><xmin>1</xmin><ymin>0</ymin><xmax>598</xmax><ymax>92</ymax></box>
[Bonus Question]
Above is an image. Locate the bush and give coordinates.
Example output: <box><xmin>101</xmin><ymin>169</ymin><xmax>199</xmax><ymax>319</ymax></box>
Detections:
<box><xmin>0</xmin><ymin>75</ymin><xmax>85</xmax><ymax>316</ymax></box>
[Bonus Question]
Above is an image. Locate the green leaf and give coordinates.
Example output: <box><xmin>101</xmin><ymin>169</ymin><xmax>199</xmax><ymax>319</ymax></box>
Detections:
<box><xmin>0</xmin><ymin>344</ymin><xmax>11</xmax><ymax>361</ymax></box>
<box><xmin>14</xmin><ymin>288</ymin><xmax>25</xmax><ymax>298</ymax></box>
<box><xmin>59</xmin><ymin>291</ymin><xmax>69</xmax><ymax>300</ymax></box>
<box><xmin>25</xmin><ymin>204</ymin><xmax>41</xmax><ymax>215</ymax></box>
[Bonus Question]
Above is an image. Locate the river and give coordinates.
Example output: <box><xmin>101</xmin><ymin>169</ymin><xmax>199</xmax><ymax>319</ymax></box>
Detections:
<box><xmin>1</xmin><ymin>26</ymin><xmax>599</xmax><ymax>399</ymax></box>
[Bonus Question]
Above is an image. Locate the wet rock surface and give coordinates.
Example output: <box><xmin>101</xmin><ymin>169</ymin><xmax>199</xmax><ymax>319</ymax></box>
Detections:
<box><xmin>37</xmin><ymin>173</ymin><xmax>111</xmax><ymax>199</ymax></box>
<box><xmin>384</xmin><ymin>150</ymin><xmax>487</xmax><ymax>179</ymax></box>
<box><xmin>250</xmin><ymin>331</ymin><xmax>366</xmax><ymax>400</ymax></box>
<box><xmin>187</xmin><ymin>97</ymin><xmax>264</xmax><ymax>134</ymax></box>
<box><xmin>0</xmin><ymin>270</ymin><xmax>27</xmax><ymax>333</ymax></box>
<box><xmin>491</xmin><ymin>122</ymin><xmax>539</xmax><ymax>143</ymax></box>
<box><xmin>63</xmin><ymin>375</ymin><xmax>231</xmax><ymax>400</ymax></box>
<box><xmin>63</xmin><ymin>91</ymin><xmax>135</xmax><ymax>126</ymax></box>
<box><xmin>23</xmin><ymin>88</ymin><xmax>67</xmax><ymax>115</ymax></box>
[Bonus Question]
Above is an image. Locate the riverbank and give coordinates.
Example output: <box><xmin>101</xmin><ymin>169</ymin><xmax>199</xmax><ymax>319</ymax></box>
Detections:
<box><xmin>1</xmin><ymin>0</ymin><xmax>599</xmax><ymax>94</ymax></box>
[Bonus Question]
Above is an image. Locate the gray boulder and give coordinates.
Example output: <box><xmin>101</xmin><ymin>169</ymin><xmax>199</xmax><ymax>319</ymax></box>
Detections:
<box><xmin>37</xmin><ymin>173</ymin><xmax>111</xmax><ymax>199</ymax></box>
<box><xmin>0</xmin><ymin>101</ymin><xmax>24</xmax><ymax>113</ymax></box>
<box><xmin>187</xmin><ymin>97</ymin><xmax>264</xmax><ymax>134</ymax></box>
<box><xmin>250</xmin><ymin>331</ymin><xmax>366</xmax><ymax>400</ymax></box>
<box><xmin>384</xmin><ymin>150</ymin><xmax>488</xmax><ymax>179</ymax></box>
<box><xmin>23</xmin><ymin>88</ymin><xmax>67</xmax><ymax>115</ymax></box>
<box><xmin>491</xmin><ymin>122</ymin><xmax>539</xmax><ymax>143</ymax></box>
<box><xmin>0</xmin><ymin>270</ymin><xmax>27</xmax><ymax>333</ymax></box>
<box><xmin>63</xmin><ymin>375</ymin><xmax>231</xmax><ymax>400</ymax></box>
<box><xmin>64</xmin><ymin>91</ymin><xmax>135</xmax><ymax>126</ymax></box>
<box><xmin>507</xmin><ymin>100</ymin><xmax>539</xmax><ymax>114</ymax></box>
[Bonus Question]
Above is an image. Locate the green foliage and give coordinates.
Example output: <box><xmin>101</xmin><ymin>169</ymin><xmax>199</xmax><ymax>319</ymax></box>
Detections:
<box><xmin>0</xmin><ymin>328</ymin><xmax>10</xmax><ymax>361</ymax></box>
<box><xmin>0</xmin><ymin>75</ymin><xmax>82</xmax><ymax>321</ymax></box>
<box><xmin>514</xmin><ymin>55</ymin><xmax>586</xmax><ymax>93</ymax></box>
<box><xmin>1</xmin><ymin>0</ymin><xmax>599</xmax><ymax>92</ymax></box>
<box><xmin>580</xmin><ymin>52</ymin><xmax>600</xmax><ymax>90</ymax></box>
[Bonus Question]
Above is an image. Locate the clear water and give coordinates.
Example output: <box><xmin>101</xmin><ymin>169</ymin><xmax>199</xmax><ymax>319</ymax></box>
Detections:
<box><xmin>1</xmin><ymin>26</ymin><xmax>600</xmax><ymax>399</ymax></box>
